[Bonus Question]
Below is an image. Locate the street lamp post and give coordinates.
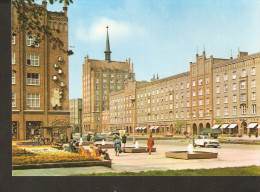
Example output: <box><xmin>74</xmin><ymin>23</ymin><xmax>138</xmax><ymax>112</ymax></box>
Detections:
<box><xmin>130</xmin><ymin>98</ymin><xmax>136</xmax><ymax>144</ymax></box>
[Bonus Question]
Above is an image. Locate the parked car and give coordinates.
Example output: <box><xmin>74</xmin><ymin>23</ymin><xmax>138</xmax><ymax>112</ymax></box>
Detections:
<box><xmin>163</xmin><ymin>132</ymin><xmax>173</xmax><ymax>137</ymax></box>
<box><xmin>109</xmin><ymin>130</ymin><xmax>120</xmax><ymax>136</ymax></box>
<box><xmin>93</xmin><ymin>134</ymin><xmax>105</xmax><ymax>141</ymax></box>
<box><xmin>194</xmin><ymin>135</ymin><xmax>219</xmax><ymax>148</ymax></box>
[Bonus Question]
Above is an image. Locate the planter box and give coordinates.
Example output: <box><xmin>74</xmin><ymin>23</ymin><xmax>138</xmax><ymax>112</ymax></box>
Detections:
<box><xmin>82</xmin><ymin>141</ymin><xmax>94</xmax><ymax>145</ymax></box>
<box><xmin>122</xmin><ymin>147</ymin><xmax>156</xmax><ymax>153</ymax></box>
<box><xmin>12</xmin><ymin>160</ymin><xmax>112</xmax><ymax>170</ymax></box>
<box><xmin>165</xmin><ymin>151</ymin><xmax>218</xmax><ymax>160</ymax></box>
<box><xmin>96</xmin><ymin>144</ymin><xmax>114</xmax><ymax>149</ymax></box>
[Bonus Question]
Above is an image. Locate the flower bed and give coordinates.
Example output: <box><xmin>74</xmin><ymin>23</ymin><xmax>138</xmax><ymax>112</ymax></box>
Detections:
<box><xmin>12</xmin><ymin>152</ymin><xmax>101</xmax><ymax>165</ymax></box>
<box><xmin>16</xmin><ymin>142</ymin><xmax>44</xmax><ymax>146</ymax></box>
<box><xmin>12</xmin><ymin>147</ymin><xmax>33</xmax><ymax>155</ymax></box>
<box><xmin>12</xmin><ymin>141</ymin><xmax>112</xmax><ymax>169</ymax></box>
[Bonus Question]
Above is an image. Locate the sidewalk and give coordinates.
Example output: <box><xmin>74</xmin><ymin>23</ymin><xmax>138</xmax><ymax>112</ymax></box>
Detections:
<box><xmin>12</xmin><ymin>139</ymin><xmax>260</xmax><ymax>176</ymax></box>
<box><xmin>125</xmin><ymin>134</ymin><xmax>260</xmax><ymax>144</ymax></box>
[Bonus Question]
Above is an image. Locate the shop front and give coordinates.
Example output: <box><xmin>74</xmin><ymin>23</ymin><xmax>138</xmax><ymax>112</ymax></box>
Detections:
<box><xmin>26</xmin><ymin>121</ymin><xmax>42</xmax><ymax>140</ymax></box>
<box><xmin>12</xmin><ymin>121</ymin><xmax>18</xmax><ymax>140</ymax></box>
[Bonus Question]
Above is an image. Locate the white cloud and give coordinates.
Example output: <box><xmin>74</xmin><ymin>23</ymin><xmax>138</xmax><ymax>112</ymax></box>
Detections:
<box><xmin>75</xmin><ymin>17</ymin><xmax>145</xmax><ymax>42</ymax></box>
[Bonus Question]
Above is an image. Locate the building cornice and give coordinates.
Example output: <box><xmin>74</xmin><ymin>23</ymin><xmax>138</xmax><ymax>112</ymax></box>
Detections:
<box><xmin>213</xmin><ymin>52</ymin><xmax>260</xmax><ymax>69</ymax></box>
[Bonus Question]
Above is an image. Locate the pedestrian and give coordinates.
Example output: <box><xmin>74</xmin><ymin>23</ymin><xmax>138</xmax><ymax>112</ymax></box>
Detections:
<box><xmin>113</xmin><ymin>135</ymin><xmax>121</xmax><ymax>157</ymax></box>
<box><xmin>73</xmin><ymin>139</ymin><xmax>79</xmax><ymax>152</ymax></box>
<box><xmin>147</xmin><ymin>134</ymin><xmax>154</xmax><ymax>155</ymax></box>
<box><xmin>97</xmin><ymin>145</ymin><xmax>111</xmax><ymax>160</ymax></box>
<box><xmin>65</xmin><ymin>141</ymin><xmax>77</xmax><ymax>153</ymax></box>
<box><xmin>121</xmin><ymin>133</ymin><xmax>127</xmax><ymax>148</ymax></box>
<box><xmin>190</xmin><ymin>134</ymin><xmax>195</xmax><ymax>148</ymax></box>
<box><xmin>86</xmin><ymin>133</ymin><xmax>91</xmax><ymax>142</ymax></box>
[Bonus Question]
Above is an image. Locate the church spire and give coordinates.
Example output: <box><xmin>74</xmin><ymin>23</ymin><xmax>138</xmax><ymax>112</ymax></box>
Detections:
<box><xmin>104</xmin><ymin>26</ymin><xmax>111</xmax><ymax>63</ymax></box>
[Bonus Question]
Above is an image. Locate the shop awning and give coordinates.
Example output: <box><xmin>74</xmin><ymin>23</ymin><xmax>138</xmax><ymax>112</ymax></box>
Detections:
<box><xmin>154</xmin><ymin>126</ymin><xmax>159</xmax><ymax>129</ymax></box>
<box><xmin>142</xmin><ymin>127</ymin><xmax>147</xmax><ymax>130</ymax></box>
<box><xmin>149</xmin><ymin>126</ymin><xmax>154</xmax><ymax>130</ymax></box>
<box><xmin>247</xmin><ymin>123</ymin><xmax>258</xmax><ymax>129</ymax></box>
<box><xmin>135</xmin><ymin>127</ymin><xmax>140</xmax><ymax>130</ymax></box>
<box><xmin>228</xmin><ymin>124</ymin><xmax>238</xmax><ymax>129</ymax></box>
<box><xmin>220</xmin><ymin>124</ymin><xmax>229</xmax><ymax>129</ymax></box>
<box><xmin>212</xmin><ymin>124</ymin><xmax>220</xmax><ymax>129</ymax></box>
<box><xmin>257</xmin><ymin>124</ymin><xmax>260</xmax><ymax>129</ymax></box>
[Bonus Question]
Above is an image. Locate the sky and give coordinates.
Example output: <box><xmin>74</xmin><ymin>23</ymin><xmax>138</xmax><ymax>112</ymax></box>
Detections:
<box><xmin>46</xmin><ymin>0</ymin><xmax>260</xmax><ymax>99</ymax></box>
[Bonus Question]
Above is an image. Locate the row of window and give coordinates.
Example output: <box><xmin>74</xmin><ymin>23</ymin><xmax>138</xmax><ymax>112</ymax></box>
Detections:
<box><xmin>215</xmin><ymin>80</ymin><xmax>256</xmax><ymax>93</ymax></box>
<box><xmin>216</xmin><ymin>68</ymin><xmax>256</xmax><ymax>82</ymax></box>
<box><xmin>12</xmin><ymin>93</ymin><xmax>40</xmax><ymax>108</ymax></box>
<box><xmin>100</xmin><ymin>73</ymin><xmax>128</xmax><ymax>78</ymax></box>
<box><xmin>96</xmin><ymin>79</ymin><xmax>128</xmax><ymax>84</ymax></box>
<box><xmin>216</xmin><ymin>93</ymin><xmax>256</xmax><ymax>104</ymax></box>
<box><xmin>216</xmin><ymin>104</ymin><xmax>257</xmax><ymax>116</ymax></box>
<box><xmin>12</xmin><ymin>35</ymin><xmax>40</xmax><ymax>47</ymax></box>
<box><xmin>192</xmin><ymin>109</ymin><xmax>211</xmax><ymax>118</ymax></box>
<box><xmin>12</xmin><ymin>72</ymin><xmax>40</xmax><ymax>85</ymax></box>
<box><xmin>193</xmin><ymin>77</ymin><xmax>210</xmax><ymax>87</ymax></box>
<box><xmin>12</xmin><ymin>52</ymin><xmax>40</xmax><ymax>66</ymax></box>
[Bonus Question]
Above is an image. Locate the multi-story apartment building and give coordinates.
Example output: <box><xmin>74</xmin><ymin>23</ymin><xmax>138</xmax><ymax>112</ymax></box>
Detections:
<box><xmin>69</xmin><ymin>99</ymin><xmax>82</xmax><ymax>134</ymax></box>
<box><xmin>110</xmin><ymin>72</ymin><xmax>191</xmax><ymax>134</ymax></box>
<box><xmin>189</xmin><ymin>51</ymin><xmax>228</xmax><ymax>134</ymax></box>
<box><xmin>213</xmin><ymin>51</ymin><xmax>260</xmax><ymax>136</ymax></box>
<box><xmin>109</xmin><ymin>51</ymin><xmax>260</xmax><ymax>136</ymax></box>
<box><xmin>81</xmin><ymin>27</ymin><xmax>135</xmax><ymax>133</ymax></box>
<box><xmin>12</xmin><ymin>1</ymin><xmax>70</xmax><ymax>140</ymax></box>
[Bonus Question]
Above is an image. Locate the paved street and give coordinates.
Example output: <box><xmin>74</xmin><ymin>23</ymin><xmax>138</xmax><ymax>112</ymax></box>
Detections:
<box><xmin>12</xmin><ymin>139</ymin><xmax>260</xmax><ymax>176</ymax></box>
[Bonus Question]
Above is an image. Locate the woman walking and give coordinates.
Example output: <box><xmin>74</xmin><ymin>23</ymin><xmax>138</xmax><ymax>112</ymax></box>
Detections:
<box><xmin>113</xmin><ymin>135</ymin><xmax>121</xmax><ymax>157</ymax></box>
<box><xmin>147</xmin><ymin>134</ymin><xmax>154</xmax><ymax>155</ymax></box>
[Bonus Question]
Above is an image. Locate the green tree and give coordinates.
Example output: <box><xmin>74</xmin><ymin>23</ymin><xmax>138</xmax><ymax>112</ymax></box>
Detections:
<box><xmin>12</xmin><ymin>0</ymin><xmax>73</xmax><ymax>55</ymax></box>
<box><xmin>174</xmin><ymin>120</ymin><xmax>185</xmax><ymax>134</ymax></box>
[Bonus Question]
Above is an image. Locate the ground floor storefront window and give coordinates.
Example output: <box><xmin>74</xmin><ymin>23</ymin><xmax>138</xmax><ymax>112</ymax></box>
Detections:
<box><xmin>26</xmin><ymin>121</ymin><xmax>41</xmax><ymax>140</ymax></box>
<box><xmin>12</xmin><ymin>121</ymin><xmax>18</xmax><ymax>140</ymax></box>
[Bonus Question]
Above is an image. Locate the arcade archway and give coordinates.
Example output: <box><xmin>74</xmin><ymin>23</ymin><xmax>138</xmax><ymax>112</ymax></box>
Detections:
<box><xmin>192</xmin><ymin>123</ymin><xmax>197</xmax><ymax>135</ymax></box>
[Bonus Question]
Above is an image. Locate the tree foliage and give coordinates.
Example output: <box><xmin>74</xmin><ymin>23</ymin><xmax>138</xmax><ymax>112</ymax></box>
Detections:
<box><xmin>12</xmin><ymin>0</ymin><xmax>73</xmax><ymax>55</ymax></box>
<box><xmin>174</xmin><ymin>120</ymin><xmax>185</xmax><ymax>134</ymax></box>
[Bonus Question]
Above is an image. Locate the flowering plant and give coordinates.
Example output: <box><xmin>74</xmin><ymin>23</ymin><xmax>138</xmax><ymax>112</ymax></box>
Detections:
<box><xmin>13</xmin><ymin>153</ymin><xmax>101</xmax><ymax>165</ymax></box>
<box><xmin>12</xmin><ymin>147</ymin><xmax>32</xmax><ymax>155</ymax></box>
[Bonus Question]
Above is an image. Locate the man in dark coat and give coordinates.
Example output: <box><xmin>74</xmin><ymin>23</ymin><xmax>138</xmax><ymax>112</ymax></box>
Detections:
<box><xmin>86</xmin><ymin>133</ymin><xmax>91</xmax><ymax>141</ymax></box>
<box><xmin>121</xmin><ymin>133</ymin><xmax>127</xmax><ymax>148</ymax></box>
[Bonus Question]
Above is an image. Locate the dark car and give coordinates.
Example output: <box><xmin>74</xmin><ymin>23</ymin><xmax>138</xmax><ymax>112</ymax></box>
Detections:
<box><xmin>109</xmin><ymin>131</ymin><xmax>120</xmax><ymax>136</ymax></box>
<box><xmin>93</xmin><ymin>134</ymin><xmax>105</xmax><ymax>141</ymax></box>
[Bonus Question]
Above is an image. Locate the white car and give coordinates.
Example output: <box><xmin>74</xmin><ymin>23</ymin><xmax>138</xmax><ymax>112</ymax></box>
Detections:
<box><xmin>194</xmin><ymin>135</ymin><xmax>219</xmax><ymax>148</ymax></box>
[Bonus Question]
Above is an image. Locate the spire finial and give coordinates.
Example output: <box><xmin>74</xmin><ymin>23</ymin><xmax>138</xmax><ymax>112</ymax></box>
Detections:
<box><xmin>104</xmin><ymin>26</ymin><xmax>112</xmax><ymax>63</ymax></box>
<box><xmin>203</xmin><ymin>43</ymin><xmax>205</xmax><ymax>52</ymax></box>
<box><xmin>196</xmin><ymin>47</ymin><xmax>198</xmax><ymax>55</ymax></box>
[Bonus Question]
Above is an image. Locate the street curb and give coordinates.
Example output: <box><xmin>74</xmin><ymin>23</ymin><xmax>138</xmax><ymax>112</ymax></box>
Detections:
<box><xmin>12</xmin><ymin>160</ymin><xmax>112</xmax><ymax>170</ymax></box>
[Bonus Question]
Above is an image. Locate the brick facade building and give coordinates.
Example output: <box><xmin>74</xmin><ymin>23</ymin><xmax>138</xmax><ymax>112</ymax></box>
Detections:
<box><xmin>81</xmin><ymin>27</ymin><xmax>135</xmax><ymax>133</ymax></box>
<box><xmin>69</xmin><ymin>99</ymin><xmax>82</xmax><ymax>134</ymax></box>
<box><xmin>12</xmin><ymin>1</ymin><xmax>70</xmax><ymax>140</ymax></box>
<box><xmin>109</xmin><ymin>51</ymin><xmax>260</xmax><ymax>136</ymax></box>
